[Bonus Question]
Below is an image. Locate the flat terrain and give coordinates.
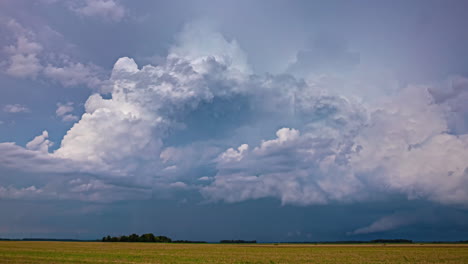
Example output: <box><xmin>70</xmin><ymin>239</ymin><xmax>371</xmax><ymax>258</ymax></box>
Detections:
<box><xmin>1</xmin><ymin>241</ymin><xmax>468</xmax><ymax>264</ymax></box>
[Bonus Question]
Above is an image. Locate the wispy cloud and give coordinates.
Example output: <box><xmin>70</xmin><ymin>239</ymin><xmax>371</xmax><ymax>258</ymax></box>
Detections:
<box><xmin>68</xmin><ymin>0</ymin><xmax>126</xmax><ymax>22</ymax></box>
<box><xmin>3</xmin><ymin>104</ymin><xmax>30</xmax><ymax>113</ymax></box>
<box><xmin>56</xmin><ymin>102</ymin><xmax>79</xmax><ymax>122</ymax></box>
<box><xmin>349</xmin><ymin>213</ymin><xmax>419</xmax><ymax>235</ymax></box>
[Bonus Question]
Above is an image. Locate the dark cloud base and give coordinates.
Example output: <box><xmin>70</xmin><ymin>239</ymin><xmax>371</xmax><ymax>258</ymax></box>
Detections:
<box><xmin>1</xmin><ymin>198</ymin><xmax>467</xmax><ymax>242</ymax></box>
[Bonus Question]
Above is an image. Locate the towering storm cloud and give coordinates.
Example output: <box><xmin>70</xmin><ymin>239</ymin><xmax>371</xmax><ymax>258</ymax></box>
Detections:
<box><xmin>1</xmin><ymin>0</ymin><xmax>468</xmax><ymax>240</ymax></box>
<box><xmin>1</xmin><ymin>21</ymin><xmax>467</xmax><ymax>207</ymax></box>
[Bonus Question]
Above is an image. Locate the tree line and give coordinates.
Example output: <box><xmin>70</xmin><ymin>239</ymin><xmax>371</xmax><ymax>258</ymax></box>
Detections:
<box><xmin>370</xmin><ymin>239</ymin><xmax>413</xmax><ymax>243</ymax></box>
<box><xmin>102</xmin><ymin>233</ymin><xmax>172</xmax><ymax>243</ymax></box>
<box><xmin>220</xmin><ymin>240</ymin><xmax>257</xmax><ymax>243</ymax></box>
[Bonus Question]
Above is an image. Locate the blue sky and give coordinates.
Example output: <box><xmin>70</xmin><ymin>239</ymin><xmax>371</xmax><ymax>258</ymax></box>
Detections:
<box><xmin>1</xmin><ymin>0</ymin><xmax>468</xmax><ymax>241</ymax></box>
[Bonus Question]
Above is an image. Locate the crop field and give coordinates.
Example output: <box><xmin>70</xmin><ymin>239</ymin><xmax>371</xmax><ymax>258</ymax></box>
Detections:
<box><xmin>1</xmin><ymin>241</ymin><xmax>468</xmax><ymax>264</ymax></box>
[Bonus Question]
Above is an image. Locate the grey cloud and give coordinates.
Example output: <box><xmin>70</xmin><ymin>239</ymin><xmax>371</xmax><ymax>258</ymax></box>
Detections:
<box><xmin>56</xmin><ymin>102</ymin><xmax>78</xmax><ymax>122</ymax></box>
<box><xmin>0</xmin><ymin>142</ymin><xmax>77</xmax><ymax>174</ymax></box>
<box><xmin>429</xmin><ymin>76</ymin><xmax>468</xmax><ymax>134</ymax></box>
<box><xmin>69</xmin><ymin>0</ymin><xmax>126</xmax><ymax>22</ymax></box>
<box><xmin>44</xmin><ymin>62</ymin><xmax>107</xmax><ymax>89</ymax></box>
<box><xmin>1</xmin><ymin>19</ymin><xmax>109</xmax><ymax>90</ymax></box>
<box><xmin>3</xmin><ymin>104</ymin><xmax>30</xmax><ymax>113</ymax></box>
<box><xmin>40</xmin><ymin>0</ymin><xmax>126</xmax><ymax>22</ymax></box>
<box><xmin>3</xmin><ymin>20</ymin><xmax>43</xmax><ymax>78</ymax></box>
<box><xmin>0</xmin><ymin>142</ymin><xmax>150</xmax><ymax>203</ymax></box>
<box><xmin>0</xmin><ymin>176</ymin><xmax>149</xmax><ymax>203</ymax></box>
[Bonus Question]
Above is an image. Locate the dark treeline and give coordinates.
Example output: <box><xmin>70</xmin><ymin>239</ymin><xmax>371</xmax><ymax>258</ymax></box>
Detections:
<box><xmin>102</xmin><ymin>233</ymin><xmax>172</xmax><ymax>243</ymax></box>
<box><xmin>22</xmin><ymin>238</ymin><xmax>83</xmax><ymax>242</ymax></box>
<box><xmin>281</xmin><ymin>239</ymin><xmax>414</xmax><ymax>244</ymax></box>
<box><xmin>173</xmin><ymin>240</ymin><xmax>207</xmax><ymax>243</ymax></box>
<box><xmin>1</xmin><ymin>237</ymin><xmax>467</xmax><ymax>244</ymax></box>
<box><xmin>0</xmin><ymin>238</ymin><xmax>95</xmax><ymax>242</ymax></box>
<box><xmin>101</xmin><ymin>234</ymin><xmax>207</xmax><ymax>243</ymax></box>
<box><xmin>220</xmin><ymin>240</ymin><xmax>257</xmax><ymax>243</ymax></box>
<box><xmin>370</xmin><ymin>239</ymin><xmax>413</xmax><ymax>243</ymax></box>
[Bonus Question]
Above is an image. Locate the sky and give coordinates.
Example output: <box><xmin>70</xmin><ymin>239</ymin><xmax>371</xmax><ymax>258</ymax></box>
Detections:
<box><xmin>1</xmin><ymin>0</ymin><xmax>468</xmax><ymax>242</ymax></box>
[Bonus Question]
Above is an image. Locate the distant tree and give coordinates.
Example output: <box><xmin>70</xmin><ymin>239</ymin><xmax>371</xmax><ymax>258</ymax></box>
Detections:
<box><xmin>140</xmin><ymin>233</ymin><xmax>156</xmax><ymax>242</ymax></box>
<box><xmin>371</xmin><ymin>239</ymin><xmax>412</xmax><ymax>243</ymax></box>
<box><xmin>173</xmin><ymin>240</ymin><xmax>207</xmax><ymax>243</ymax></box>
<box><xmin>129</xmin><ymin>234</ymin><xmax>139</xmax><ymax>242</ymax></box>
<box><xmin>101</xmin><ymin>233</ymin><xmax>172</xmax><ymax>243</ymax></box>
<box><xmin>155</xmin><ymin>236</ymin><xmax>172</xmax><ymax>243</ymax></box>
<box><xmin>220</xmin><ymin>240</ymin><xmax>256</xmax><ymax>244</ymax></box>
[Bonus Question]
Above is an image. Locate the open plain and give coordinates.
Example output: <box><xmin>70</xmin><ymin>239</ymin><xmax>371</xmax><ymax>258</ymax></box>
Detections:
<box><xmin>1</xmin><ymin>241</ymin><xmax>468</xmax><ymax>264</ymax></box>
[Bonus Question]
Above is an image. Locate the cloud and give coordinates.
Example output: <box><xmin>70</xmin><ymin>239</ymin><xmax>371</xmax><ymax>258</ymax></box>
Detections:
<box><xmin>203</xmin><ymin>123</ymin><xmax>365</xmax><ymax>205</ymax></box>
<box><xmin>350</xmin><ymin>213</ymin><xmax>419</xmax><ymax>235</ymax></box>
<box><xmin>0</xmin><ymin>142</ymin><xmax>72</xmax><ymax>174</ymax></box>
<box><xmin>428</xmin><ymin>76</ymin><xmax>468</xmax><ymax>134</ymax></box>
<box><xmin>56</xmin><ymin>103</ymin><xmax>74</xmax><ymax>117</ymax></box>
<box><xmin>44</xmin><ymin>62</ymin><xmax>106</xmax><ymax>89</ymax></box>
<box><xmin>203</xmin><ymin>82</ymin><xmax>468</xmax><ymax>206</ymax></box>
<box><xmin>0</xmin><ymin>22</ymin><xmax>467</xmax><ymax>208</ymax></box>
<box><xmin>53</xmin><ymin>22</ymin><xmax>251</xmax><ymax>180</ymax></box>
<box><xmin>0</xmin><ymin>178</ymin><xmax>149</xmax><ymax>202</ymax></box>
<box><xmin>159</xmin><ymin>142</ymin><xmax>221</xmax><ymax>181</ymax></box>
<box><xmin>0</xmin><ymin>185</ymin><xmax>44</xmax><ymax>200</ymax></box>
<box><xmin>3</xmin><ymin>104</ymin><xmax>30</xmax><ymax>113</ymax></box>
<box><xmin>170</xmin><ymin>21</ymin><xmax>251</xmax><ymax>77</ymax></box>
<box><xmin>69</xmin><ymin>0</ymin><xmax>126</xmax><ymax>21</ymax></box>
<box><xmin>198</xmin><ymin>176</ymin><xmax>212</xmax><ymax>181</ymax></box>
<box><xmin>169</xmin><ymin>181</ymin><xmax>189</xmax><ymax>189</ymax></box>
<box><xmin>56</xmin><ymin>102</ymin><xmax>79</xmax><ymax>122</ymax></box>
<box><xmin>203</xmin><ymin>80</ymin><xmax>468</xmax><ymax>206</ymax></box>
<box><xmin>0</xmin><ymin>141</ymin><xmax>150</xmax><ymax>202</ymax></box>
<box><xmin>218</xmin><ymin>144</ymin><xmax>249</xmax><ymax>163</ymax></box>
<box><xmin>350</xmin><ymin>84</ymin><xmax>468</xmax><ymax>205</ymax></box>
<box><xmin>1</xmin><ymin>19</ymin><xmax>108</xmax><ymax>90</ymax></box>
<box><xmin>0</xmin><ymin>22</ymin><xmax>254</xmax><ymax>202</ymax></box>
<box><xmin>26</xmin><ymin>131</ymin><xmax>54</xmax><ymax>153</ymax></box>
<box><xmin>3</xmin><ymin>20</ymin><xmax>43</xmax><ymax>78</ymax></box>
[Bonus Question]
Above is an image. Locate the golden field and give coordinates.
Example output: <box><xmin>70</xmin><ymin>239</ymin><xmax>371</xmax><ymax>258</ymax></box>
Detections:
<box><xmin>1</xmin><ymin>241</ymin><xmax>468</xmax><ymax>264</ymax></box>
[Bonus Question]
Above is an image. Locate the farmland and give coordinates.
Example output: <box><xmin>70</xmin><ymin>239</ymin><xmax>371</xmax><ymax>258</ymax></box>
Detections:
<box><xmin>1</xmin><ymin>241</ymin><xmax>468</xmax><ymax>264</ymax></box>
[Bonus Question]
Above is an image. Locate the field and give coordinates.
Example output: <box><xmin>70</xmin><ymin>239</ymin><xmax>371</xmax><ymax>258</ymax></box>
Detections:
<box><xmin>1</xmin><ymin>242</ymin><xmax>468</xmax><ymax>264</ymax></box>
